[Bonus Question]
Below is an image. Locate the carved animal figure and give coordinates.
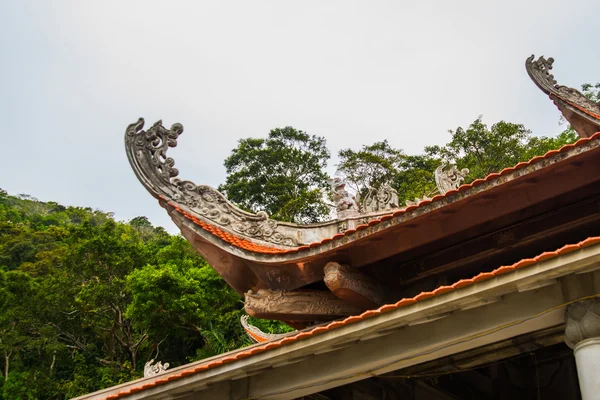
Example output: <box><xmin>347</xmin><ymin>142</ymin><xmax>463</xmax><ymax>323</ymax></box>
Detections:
<box><xmin>330</xmin><ymin>178</ymin><xmax>358</xmax><ymax>214</ymax></box>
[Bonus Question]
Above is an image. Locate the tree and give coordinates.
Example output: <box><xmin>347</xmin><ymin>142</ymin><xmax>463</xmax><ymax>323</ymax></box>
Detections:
<box><xmin>425</xmin><ymin>117</ymin><xmax>577</xmax><ymax>183</ymax></box>
<box><xmin>125</xmin><ymin>236</ymin><xmax>246</xmax><ymax>363</ymax></box>
<box><xmin>581</xmin><ymin>83</ymin><xmax>600</xmax><ymax>102</ymax></box>
<box><xmin>219</xmin><ymin>127</ymin><xmax>331</xmax><ymax>224</ymax></box>
<box><xmin>336</xmin><ymin>140</ymin><xmax>404</xmax><ymax>198</ymax></box>
<box><xmin>393</xmin><ymin>154</ymin><xmax>440</xmax><ymax>205</ymax></box>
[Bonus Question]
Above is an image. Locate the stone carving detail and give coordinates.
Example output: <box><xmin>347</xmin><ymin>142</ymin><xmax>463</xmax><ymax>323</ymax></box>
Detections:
<box><xmin>330</xmin><ymin>177</ymin><xmax>359</xmax><ymax>219</ymax></box>
<box><xmin>324</xmin><ymin>262</ymin><xmax>386</xmax><ymax>309</ymax></box>
<box><xmin>240</xmin><ymin>315</ymin><xmax>293</xmax><ymax>343</ymax></box>
<box><xmin>435</xmin><ymin>162</ymin><xmax>469</xmax><ymax>195</ymax></box>
<box><xmin>564</xmin><ymin>298</ymin><xmax>600</xmax><ymax>349</ymax></box>
<box><xmin>360</xmin><ymin>183</ymin><xmax>400</xmax><ymax>213</ymax></box>
<box><xmin>404</xmin><ymin>162</ymin><xmax>468</xmax><ymax>206</ymax></box>
<box><xmin>244</xmin><ymin>288</ymin><xmax>363</xmax><ymax>321</ymax></box>
<box><xmin>526</xmin><ymin>55</ymin><xmax>600</xmax><ymax>138</ymax></box>
<box><xmin>143</xmin><ymin>359</ymin><xmax>170</xmax><ymax>378</ymax></box>
<box><xmin>125</xmin><ymin>118</ymin><xmax>297</xmax><ymax>247</ymax></box>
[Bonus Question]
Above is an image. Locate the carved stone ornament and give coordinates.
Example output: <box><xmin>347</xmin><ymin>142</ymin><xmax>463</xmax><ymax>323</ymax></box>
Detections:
<box><xmin>360</xmin><ymin>183</ymin><xmax>400</xmax><ymax>213</ymax></box>
<box><xmin>125</xmin><ymin>118</ymin><xmax>297</xmax><ymax>247</ymax></box>
<box><xmin>564</xmin><ymin>298</ymin><xmax>600</xmax><ymax>349</ymax></box>
<box><xmin>143</xmin><ymin>359</ymin><xmax>170</xmax><ymax>378</ymax></box>
<box><xmin>240</xmin><ymin>315</ymin><xmax>293</xmax><ymax>343</ymax></box>
<box><xmin>324</xmin><ymin>262</ymin><xmax>386</xmax><ymax>309</ymax></box>
<box><xmin>435</xmin><ymin>162</ymin><xmax>469</xmax><ymax>195</ymax></box>
<box><xmin>244</xmin><ymin>288</ymin><xmax>363</xmax><ymax>321</ymax></box>
<box><xmin>526</xmin><ymin>55</ymin><xmax>600</xmax><ymax>138</ymax></box>
<box><xmin>330</xmin><ymin>177</ymin><xmax>359</xmax><ymax>219</ymax></box>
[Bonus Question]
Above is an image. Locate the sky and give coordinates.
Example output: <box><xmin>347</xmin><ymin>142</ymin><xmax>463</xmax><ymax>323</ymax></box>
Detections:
<box><xmin>1</xmin><ymin>0</ymin><xmax>598</xmax><ymax>233</ymax></box>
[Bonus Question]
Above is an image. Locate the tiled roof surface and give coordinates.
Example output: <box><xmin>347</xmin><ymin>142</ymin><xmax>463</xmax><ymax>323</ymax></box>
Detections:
<box><xmin>170</xmin><ymin>132</ymin><xmax>600</xmax><ymax>255</ymax></box>
<box><xmin>169</xmin><ymin>203</ymin><xmax>285</xmax><ymax>253</ymax></box>
<box><xmin>104</xmin><ymin>235</ymin><xmax>600</xmax><ymax>399</ymax></box>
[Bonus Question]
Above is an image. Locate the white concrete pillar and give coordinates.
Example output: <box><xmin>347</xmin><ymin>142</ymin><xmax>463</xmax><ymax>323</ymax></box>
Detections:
<box><xmin>565</xmin><ymin>299</ymin><xmax>600</xmax><ymax>400</ymax></box>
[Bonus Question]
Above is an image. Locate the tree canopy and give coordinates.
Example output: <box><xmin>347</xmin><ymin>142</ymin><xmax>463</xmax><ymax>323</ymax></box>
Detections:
<box><xmin>336</xmin><ymin>140</ymin><xmax>404</xmax><ymax>198</ymax></box>
<box><xmin>0</xmin><ymin>192</ymin><xmax>251</xmax><ymax>398</ymax></box>
<box><xmin>336</xmin><ymin>115</ymin><xmax>579</xmax><ymax>207</ymax></box>
<box><xmin>219</xmin><ymin>127</ymin><xmax>331</xmax><ymax>224</ymax></box>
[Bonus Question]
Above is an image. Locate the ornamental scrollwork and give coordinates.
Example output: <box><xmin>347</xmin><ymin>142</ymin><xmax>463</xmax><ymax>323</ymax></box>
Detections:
<box><xmin>323</xmin><ymin>262</ymin><xmax>385</xmax><ymax>307</ymax></box>
<box><xmin>526</xmin><ymin>55</ymin><xmax>600</xmax><ymax>138</ymax></box>
<box><xmin>434</xmin><ymin>162</ymin><xmax>469</xmax><ymax>194</ymax></box>
<box><xmin>244</xmin><ymin>289</ymin><xmax>363</xmax><ymax>319</ymax></box>
<box><xmin>240</xmin><ymin>315</ymin><xmax>292</xmax><ymax>343</ymax></box>
<box><xmin>125</xmin><ymin>118</ymin><xmax>297</xmax><ymax>247</ymax></box>
<box><xmin>143</xmin><ymin>359</ymin><xmax>170</xmax><ymax>378</ymax></box>
<box><xmin>360</xmin><ymin>183</ymin><xmax>400</xmax><ymax>213</ymax></box>
<box><xmin>526</xmin><ymin>55</ymin><xmax>600</xmax><ymax>112</ymax></box>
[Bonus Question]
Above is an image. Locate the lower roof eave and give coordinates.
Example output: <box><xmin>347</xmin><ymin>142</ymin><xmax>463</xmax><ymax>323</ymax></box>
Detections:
<box><xmin>78</xmin><ymin>241</ymin><xmax>600</xmax><ymax>400</ymax></box>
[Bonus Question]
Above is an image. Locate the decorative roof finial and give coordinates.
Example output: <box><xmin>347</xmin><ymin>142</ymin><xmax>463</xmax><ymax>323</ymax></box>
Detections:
<box><xmin>435</xmin><ymin>162</ymin><xmax>469</xmax><ymax>195</ymax></box>
<box><xmin>526</xmin><ymin>55</ymin><xmax>600</xmax><ymax>138</ymax></box>
<box><xmin>330</xmin><ymin>177</ymin><xmax>359</xmax><ymax>219</ymax></box>
<box><xmin>360</xmin><ymin>183</ymin><xmax>400</xmax><ymax>213</ymax></box>
<box><xmin>143</xmin><ymin>359</ymin><xmax>170</xmax><ymax>378</ymax></box>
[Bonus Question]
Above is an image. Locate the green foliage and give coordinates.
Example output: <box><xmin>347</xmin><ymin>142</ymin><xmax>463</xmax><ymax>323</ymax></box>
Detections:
<box><xmin>337</xmin><ymin>140</ymin><xmax>404</xmax><ymax>198</ymax></box>
<box><xmin>246</xmin><ymin>316</ymin><xmax>294</xmax><ymax>335</ymax></box>
<box><xmin>219</xmin><ymin>126</ymin><xmax>331</xmax><ymax>223</ymax></box>
<box><xmin>0</xmin><ymin>191</ymin><xmax>249</xmax><ymax>399</ymax></box>
<box><xmin>337</xmin><ymin>116</ymin><xmax>579</xmax><ymax>206</ymax></box>
<box><xmin>581</xmin><ymin>82</ymin><xmax>600</xmax><ymax>102</ymax></box>
<box><xmin>426</xmin><ymin>117</ymin><xmax>578</xmax><ymax>182</ymax></box>
<box><xmin>394</xmin><ymin>154</ymin><xmax>441</xmax><ymax>205</ymax></box>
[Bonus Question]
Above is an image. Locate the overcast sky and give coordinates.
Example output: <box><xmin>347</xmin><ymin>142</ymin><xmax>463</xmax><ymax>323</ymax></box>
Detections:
<box><xmin>1</xmin><ymin>1</ymin><xmax>598</xmax><ymax>232</ymax></box>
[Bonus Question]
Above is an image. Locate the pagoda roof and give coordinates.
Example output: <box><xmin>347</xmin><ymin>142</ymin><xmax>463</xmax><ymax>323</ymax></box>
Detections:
<box><xmin>76</xmin><ymin>235</ymin><xmax>600</xmax><ymax>400</ymax></box>
<box><xmin>123</xmin><ymin>54</ymin><xmax>600</xmax><ymax>323</ymax></box>
<box><xmin>161</xmin><ymin>133</ymin><xmax>600</xmax><ymax>257</ymax></box>
<box><xmin>127</xmin><ymin>125</ymin><xmax>600</xmax><ymax>295</ymax></box>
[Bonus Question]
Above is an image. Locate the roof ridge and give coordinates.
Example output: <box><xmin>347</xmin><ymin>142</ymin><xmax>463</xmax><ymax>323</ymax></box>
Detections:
<box><xmin>171</xmin><ymin>132</ymin><xmax>600</xmax><ymax>255</ymax></box>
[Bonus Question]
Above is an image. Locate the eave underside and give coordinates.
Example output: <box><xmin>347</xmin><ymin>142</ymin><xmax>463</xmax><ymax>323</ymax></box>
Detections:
<box><xmin>76</xmin><ymin>241</ymin><xmax>600</xmax><ymax>400</ymax></box>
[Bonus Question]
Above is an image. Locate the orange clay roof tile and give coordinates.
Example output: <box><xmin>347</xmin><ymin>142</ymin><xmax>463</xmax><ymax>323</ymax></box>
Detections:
<box><xmin>472</xmin><ymin>272</ymin><xmax>495</xmax><ymax>282</ymax></box>
<box><xmin>581</xmin><ymin>237</ymin><xmax>600</xmax><ymax>247</ymax></box>
<box><xmin>105</xmin><ymin>235</ymin><xmax>600</xmax><ymax>399</ymax></box>
<box><xmin>513</xmin><ymin>258</ymin><xmax>537</xmax><ymax>269</ymax></box>
<box><xmin>492</xmin><ymin>265</ymin><xmax>516</xmax><ymax>275</ymax></box>
<box><xmin>535</xmin><ymin>252</ymin><xmax>558</xmax><ymax>262</ymax></box>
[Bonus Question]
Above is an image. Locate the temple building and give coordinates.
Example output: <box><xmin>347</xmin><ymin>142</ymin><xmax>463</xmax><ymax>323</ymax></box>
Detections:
<box><xmin>78</xmin><ymin>56</ymin><xmax>600</xmax><ymax>399</ymax></box>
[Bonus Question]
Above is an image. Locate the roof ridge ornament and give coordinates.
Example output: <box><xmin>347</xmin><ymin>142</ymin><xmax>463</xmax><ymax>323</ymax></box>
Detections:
<box><xmin>406</xmin><ymin>162</ymin><xmax>469</xmax><ymax>206</ymax></box>
<box><xmin>143</xmin><ymin>359</ymin><xmax>170</xmax><ymax>377</ymax></box>
<box><xmin>435</xmin><ymin>162</ymin><xmax>469</xmax><ymax>195</ymax></box>
<box><xmin>360</xmin><ymin>183</ymin><xmax>400</xmax><ymax>213</ymax></box>
<box><xmin>330</xmin><ymin>177</ymin><xmax>360</xmax><ymax>219</ymax></box>
<box><xmin>526</xmin><ymin>55</ymin><xmax>600</xmax><ymax>138</ymax></box>
<box><xmin>125</xmin><ymin>118</ymin><xmax>297</xmax><ymax>247</ymax></box>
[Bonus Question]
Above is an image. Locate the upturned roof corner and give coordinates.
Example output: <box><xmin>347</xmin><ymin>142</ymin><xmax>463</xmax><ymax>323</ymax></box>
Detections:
<box><xmin>526</xmin><ymin>55</ymin><xmax>600</xmax><ymax>138</ymax></box>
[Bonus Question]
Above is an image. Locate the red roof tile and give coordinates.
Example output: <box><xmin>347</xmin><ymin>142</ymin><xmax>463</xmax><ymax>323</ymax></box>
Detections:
<box><xmin>105</xmin><ymin>235</ymin><xmax>600</xmax><ymax>399</ymax></box>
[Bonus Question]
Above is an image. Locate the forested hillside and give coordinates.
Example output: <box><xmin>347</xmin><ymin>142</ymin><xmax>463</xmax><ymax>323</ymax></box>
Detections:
<box><xmin>0</xmin><ymin>192</ymin><xmax>259</xmax><ymax>398</ymax></box>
